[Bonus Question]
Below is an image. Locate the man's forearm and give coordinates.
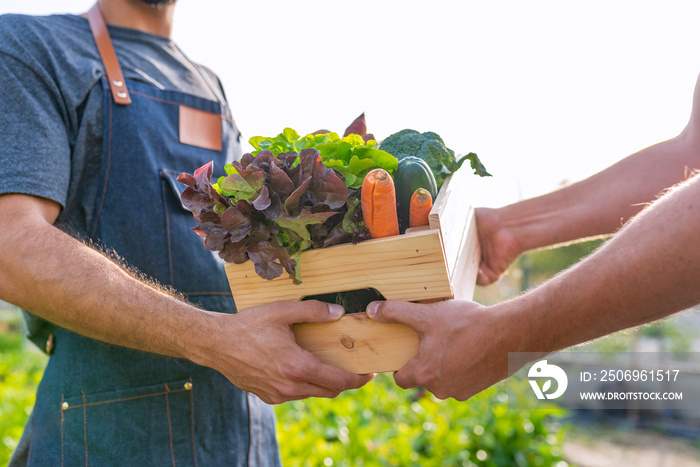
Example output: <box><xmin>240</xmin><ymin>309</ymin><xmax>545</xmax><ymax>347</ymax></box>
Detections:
<box><xmin>0</xmin><ymin>197</ymin><xmax>214</xmax><ymax>364</ymax></box>
<box><xmin>504</xmin><ymin>172</ymin><xmax>700</xmax><ymax>353</ymax></box>
<box><xmin>0</xmin><ymin>194</ymin><xmax>374</xmax><ymax>403</ymax></box>
<box><xmin>497</xmin><ymin>131</ymin><xmax>700</xmax><ymax>253</ymax></box>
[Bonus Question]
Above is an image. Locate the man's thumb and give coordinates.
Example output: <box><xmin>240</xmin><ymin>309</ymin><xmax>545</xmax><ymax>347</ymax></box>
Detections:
<box><xmin>366</xmin><ymin>300</ymin><xmax>424</xmax><ymax>330</ymax></box>
<box><xmin>281</xmin><ymin>300</ymin><xmax>345</xmax><ymax>325</ymax></box>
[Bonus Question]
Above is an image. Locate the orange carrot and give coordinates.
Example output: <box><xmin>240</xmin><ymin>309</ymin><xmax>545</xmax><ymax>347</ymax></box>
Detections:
<box><xmin>361</xmin><ymin>168</ymin><xmax>400</xmax><ymax>238</ymax></box>
<box><xmin>409</xmin><ymin>188</ymin><xmax>433</xmax><ymax>228</ymax></box>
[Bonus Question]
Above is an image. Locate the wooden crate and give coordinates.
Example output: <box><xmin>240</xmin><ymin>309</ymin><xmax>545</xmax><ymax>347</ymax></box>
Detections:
<box><xmin>225</xmin><ymin>167</ymin><xmax>480</xmax><ymax>374</ymax></box>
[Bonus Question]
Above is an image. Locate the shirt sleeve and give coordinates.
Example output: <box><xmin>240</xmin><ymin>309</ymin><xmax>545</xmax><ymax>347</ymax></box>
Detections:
<box><xmin>0</xmin><ymin>47</ymin><xmax>72</xmax><ymax>208</ymax></box>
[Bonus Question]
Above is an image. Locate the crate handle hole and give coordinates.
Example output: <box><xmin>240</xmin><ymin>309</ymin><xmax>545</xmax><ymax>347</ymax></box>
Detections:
<box><xmin>301</xmin><ymin>288</ymin><xmax>386</xmax><ymax>315</ymax></box>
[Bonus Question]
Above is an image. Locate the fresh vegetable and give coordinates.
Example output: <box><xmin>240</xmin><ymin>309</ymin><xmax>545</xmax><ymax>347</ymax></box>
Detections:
<box><xmin>392</xmin><ymin>156</ymin><xmax>438</xmax><ymax>233</ymax></box>
<box><xmin>343</xmin><ymin>113</ymin><xmax>367</xmax><ymax>137</ymax></box>
<box><xmin>379</xmin><ymin>129</ymin><xmax>491</xmax><ymax>189</ymax></box>
<box><xmin>178</xmin><ymin>149</ymin><xmax>369</xmax><ymax>284</ymax></box>
<box><xmin>343</xmin><ymin>113</ymin><xmax>375</xmax><ymax>143</ymax></box>
<box><xmin>409</xmin><ymin>188</ymin><xmax>433</xmax><ymax>228</ymax></box>
<box><xmin>178</xmin><ymin>119</ymin><xmax>492</xmax><ymax>285</ymax></box>
<box><xmin>249</xmin><ymin>128</ymin><xmax>397</xmax><ymax>189</ymax></box>
<box><xmin>361</xmin><ymin>168</ymin><xmax>400</xmax><ymax>239</ymax></box>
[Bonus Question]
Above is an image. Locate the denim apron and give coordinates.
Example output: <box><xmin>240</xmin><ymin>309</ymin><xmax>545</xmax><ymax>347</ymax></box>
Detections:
<box><xmin>22</xmin><ymin>11</ymin><xmax>280</xmax><ymax>466</ymax></box>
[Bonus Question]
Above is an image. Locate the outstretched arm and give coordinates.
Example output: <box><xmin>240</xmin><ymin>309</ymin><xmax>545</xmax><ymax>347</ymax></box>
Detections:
<box><xmin>369</xmin><ymin>150</ymin><xmax>700</xmax><ymax>401</ymax></box>
<box><xmin>0</xmin><ymin>194</ymin><xmax>371</xmax><ymax>404</ymax></box>
<box><xmin>476</xmin><ymin>73</ymin><xmax>700</xmax><ymax>285</ymax></box>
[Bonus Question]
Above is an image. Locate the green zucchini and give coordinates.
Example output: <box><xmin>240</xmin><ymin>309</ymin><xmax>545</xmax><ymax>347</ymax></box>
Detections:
<box><xmin>393</xmin><ymin>156</ymin><xmax>438</xmax><ymax>233</ymax></box>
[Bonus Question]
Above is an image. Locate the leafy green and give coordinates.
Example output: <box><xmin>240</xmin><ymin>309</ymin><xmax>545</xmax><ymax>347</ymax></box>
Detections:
<box><xmin>379</xmin><ymin>129</ymin><xmax>491</xmax><ymax>189</ymax></box>
<box><xmin>272</xmin><ymin>210</ymin><xmax>339</xmax><ymax>252</ymax></box>
<box><xmin>178</xmin><ymin>149</ymin><xmax>369</xmax><ymax>283</ymax></box>
<box><xmin>250</xmin><ymin>129</ymin><xmax>398</xmax><ymax>189</ymax></box>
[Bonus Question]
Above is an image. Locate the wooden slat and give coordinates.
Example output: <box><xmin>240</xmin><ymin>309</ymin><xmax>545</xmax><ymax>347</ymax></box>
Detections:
<box><xmin>450</xmin><ymin>206</ymin><xmax>481</xmax><ymax>300</ymax></box>
<box><xmin>429</xmin><ymin>168</ymin><xmax>474</xmax><ymax>277</ymax></box>
<box><xmin>428</xmin><ymin>173</ymin><xmax>451</xmax><ymax>230</ymax></box>
<box><xmin>225</xmin><ymin>228</ymin><xmax>451</xmax><ymax>310</ymax></box>
<box><xmin>292</xmin><ymin>313</ymin><xmax>419</xmax><ymax>374</ymax></box>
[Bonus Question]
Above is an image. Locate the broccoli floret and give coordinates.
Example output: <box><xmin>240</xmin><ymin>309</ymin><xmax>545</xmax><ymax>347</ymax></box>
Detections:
<box><xmin>379</xmin><ymin>129</ymin><xmax>491</xmax><ymax>189</ymax></box>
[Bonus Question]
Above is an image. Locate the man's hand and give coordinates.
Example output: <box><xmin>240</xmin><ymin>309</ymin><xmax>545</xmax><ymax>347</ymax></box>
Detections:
<box><xmin>474</xmin><ymin>207</ymin><xmax>524</xmax><ymax>286</ymax></box>
<box><xmin>203</xmin><ymin>300</ymin><xmax>374</xmax><ymax>404</ymax></box>
<box><xmin>366</xmin><ymin>299</ymin><xmax>511</xmax><ymax>401</ymax></box>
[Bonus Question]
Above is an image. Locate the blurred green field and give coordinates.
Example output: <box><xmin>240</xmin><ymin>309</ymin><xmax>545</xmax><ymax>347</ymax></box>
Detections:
<box><xmin>276</xmin><ymin>375</ymin><xmax>566</xmax><ymax>466</ymax></box>
<box><xmin>0</xmin><ymin>310</ymin><xmax>47</xmax><ymax>465</ymax></box>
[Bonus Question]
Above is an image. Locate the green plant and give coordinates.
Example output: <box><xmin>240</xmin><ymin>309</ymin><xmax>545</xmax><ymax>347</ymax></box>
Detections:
<box><xmin>0</xmin><ymin>311</ymin><xmax>48</xmax><ymax>465</ymax></box>
<box><xmin>249</xmin><ymin>128</ymin><xmax>398</xmax><ymax>189</ymax></box>
<box><xmin>275</xmin><ymin>374</ymin><xmax>567</xmax><ymax>466</ymax></box>
<box><xmin>379</xmin><ymin>129</ymin><xmax>490</xmax><ymax>190</ymax></box>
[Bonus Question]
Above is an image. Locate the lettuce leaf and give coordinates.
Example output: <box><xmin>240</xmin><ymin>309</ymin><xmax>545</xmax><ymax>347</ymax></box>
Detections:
<box><xmin>249</xmin><ymin>129</ymin><xmax>398</xmax><ymax>189</ymax></box>
<box><xmin>179</xmin><ymin>148</ymin><xmax>361</xmax><ymax>283</ymax></box>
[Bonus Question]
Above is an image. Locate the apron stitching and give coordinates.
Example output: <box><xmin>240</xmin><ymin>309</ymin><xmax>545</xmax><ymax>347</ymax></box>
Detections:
<box><xmin>128</xmin><ymin>89</ymin><xmax>235</xmax><ymax>124</ymax></box>
<box><xmin>101</xmin><ymin>81</ymin><xmax>235</xmax><ymax>123</ymax></box>
<box><xmin>165</xmin><ymin>385</ymin><xmax>176</xmax><ymax>467</ymax></box>
<box><xmin>247</xmin><ymin>393</ymin><xmax>253</xmax><ymax>467</ymax></box>
<box><xmin>160</xmin><ymin>180</ymin><xmax>231</xmax><ymax>296</ymax></box>
<box><xmin>257</xmin><ymin>397</ymin><xmax>262</xmax><ymax>466</ymax></box>
<box><xmin>129</xmin><ymin>89</ymin><xmax>177</xmax><ymax>106</ymax></box>
<box><xmin>162</xmin><ymin>184</ymin><xmax>175</xmax><ymax>286</ymax></box>
<box><xmin>90</xmin><ymin>92</ymin><xmax>113</xmax><ymax>239</ymax></box>
<box><xmin>62</xmin><ymin>388</ymin><xmax>189</xmax><ymax>409</ymax></box>
<box><xmin>223</xmin><ymin>113</ymin><xmax>236</xmax><ymax>126</ymax></box>
<box><xmin>61</xmin><ymin>394</ymin><xmax>65</xmax><ymax>467</ymax></box>
<box><xmin>26</xmin><ymin>405</ymin><xmax>38</xmax><ymax>465</ymax></box>
<box><xmin>188</xmin><ymin>377</ymin><xmax>198</xmax><ymax>467</ymax></box>
<box><xmin>81</xmin><ymin>391</ymin><xmax>88</xmax><ymax>467</ymax></box>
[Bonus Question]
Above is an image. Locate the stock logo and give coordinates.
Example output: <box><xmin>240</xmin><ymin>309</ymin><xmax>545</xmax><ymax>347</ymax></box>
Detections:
<box><xmin>528</xmin><ymin>360</ymin><xmax>568</xmax><ymax>400</ymax></box>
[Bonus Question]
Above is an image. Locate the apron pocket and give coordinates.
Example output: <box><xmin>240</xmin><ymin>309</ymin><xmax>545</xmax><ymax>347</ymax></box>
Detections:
<box><xmin>159</xmin><ymin>168</ymin><xmax>233</xmax><ymax>301</ymax></box>
<box><xmin>60</xmin><ymin>378</ymin><xmax>197</xmax><ymax>466</ymax></box>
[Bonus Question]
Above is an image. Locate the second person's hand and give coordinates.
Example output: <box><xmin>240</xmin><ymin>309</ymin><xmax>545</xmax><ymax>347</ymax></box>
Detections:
<box><xmin>474</xmin><ymin>207</ymin><xmax>524</xmax><ymax>286</ymax></box>
<box><xmin>366</xmin><ymin>299</ymin><xmax>513</xmax><ymax>401</ymax></box>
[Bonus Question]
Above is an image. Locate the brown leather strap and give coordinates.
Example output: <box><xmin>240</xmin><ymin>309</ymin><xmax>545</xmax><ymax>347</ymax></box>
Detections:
<box><xmin>86</xmin><ymin>3</ymin><xmax>131</xmax><ymax>105</ymax></box>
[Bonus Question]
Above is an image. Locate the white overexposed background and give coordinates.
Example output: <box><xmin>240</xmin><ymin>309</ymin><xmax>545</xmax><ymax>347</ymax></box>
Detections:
<box><xmin>3</xmin><ymin>0</ymin><xmax>699</xmax><ymax>208</ymax></box>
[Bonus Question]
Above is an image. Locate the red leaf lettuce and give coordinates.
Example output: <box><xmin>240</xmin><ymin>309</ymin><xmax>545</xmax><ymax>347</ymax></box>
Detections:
<box><xmin>178</xmin><ymin>149</ymin><xmax>369</xmax><ymax>283</ymax></box>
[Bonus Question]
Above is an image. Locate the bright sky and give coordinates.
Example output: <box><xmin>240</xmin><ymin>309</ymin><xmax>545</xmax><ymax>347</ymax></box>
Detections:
<box><xmin>3</xmin><ymin>0</ymin><xmax>700</xmax><ymax>207</ymax></box>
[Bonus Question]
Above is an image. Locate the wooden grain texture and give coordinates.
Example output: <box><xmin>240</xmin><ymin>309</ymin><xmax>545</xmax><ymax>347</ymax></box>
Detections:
<box><xmin>450</xmin><ymin>206</ymin><xmax>481</xmax><ymax>300</ymax></box>
<box><xmin>291</xmin><ymin>313</ymin><xmax>419</xmax><ymax>374</ymax></box>
<box><xmin>429</xmin><ymin>167</ymin><xmax>474</xmax><ymax>278</ymax></box>
<box><xmin>225</xmin><ymin>228</ymin><xmax>451</xmax><ymax>310</ymax></box>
